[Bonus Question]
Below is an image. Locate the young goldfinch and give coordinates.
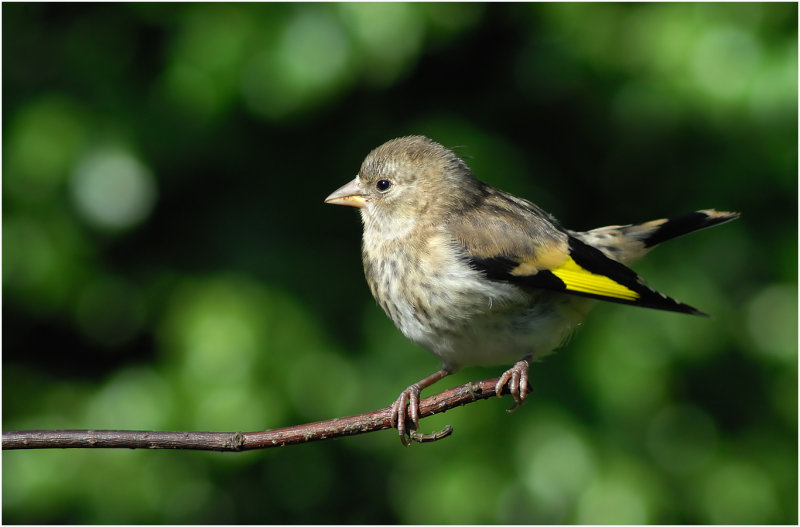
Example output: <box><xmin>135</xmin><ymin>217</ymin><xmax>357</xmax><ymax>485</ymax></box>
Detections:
<box><xmin>326</xmin><ymin>135</ymin><xmax>738</xmax><ymax>443</ymax></box>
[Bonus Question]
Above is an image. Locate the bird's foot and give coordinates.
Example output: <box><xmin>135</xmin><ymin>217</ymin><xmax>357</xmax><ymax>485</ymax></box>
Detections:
<box><xmin>391</xmin><ymin>385</ymin><xmax>421</xmax><ymax>446</ymax></box>
<box><xmin>390</xmin><ymin>368</ymin><xmax>451</xmax><ymax>445</ymax></box>
<box><xmin>495</xmin><ymin>358</ymin><xmax>531</xmax><ymax>412</ymax></box>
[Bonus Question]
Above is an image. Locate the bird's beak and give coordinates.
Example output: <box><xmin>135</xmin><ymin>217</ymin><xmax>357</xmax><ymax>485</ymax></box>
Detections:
<box><xmin>325</xmin><ymin>178</ymin><xmax>366</xmax><ymax>208</ymax></box>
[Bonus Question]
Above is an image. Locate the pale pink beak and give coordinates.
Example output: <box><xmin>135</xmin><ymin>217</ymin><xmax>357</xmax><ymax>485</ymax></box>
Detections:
<box><xmin>325</xmin><ymin>178</ymin><xmax>366</xmax><ymax>208</ymax></box>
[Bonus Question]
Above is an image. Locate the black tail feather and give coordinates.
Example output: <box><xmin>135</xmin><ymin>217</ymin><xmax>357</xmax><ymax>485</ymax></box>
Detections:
<box><xmin>643</xmin><ymin>210</ymin><xmax>740</xmax><ymax>248</ymax></box>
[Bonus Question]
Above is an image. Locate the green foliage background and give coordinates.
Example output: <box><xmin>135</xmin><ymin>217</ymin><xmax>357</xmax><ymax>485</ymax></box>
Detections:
<box><xmin>3</xmin><ymin>3</ymin><xmax>797</xmax><ymax>523</ymax></box>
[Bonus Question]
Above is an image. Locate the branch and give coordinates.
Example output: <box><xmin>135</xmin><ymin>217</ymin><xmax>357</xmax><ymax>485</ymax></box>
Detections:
<box><xmin>3</xmin><ymin>376</ymin><xmax>513</xmax><ymax>451</ymax></box>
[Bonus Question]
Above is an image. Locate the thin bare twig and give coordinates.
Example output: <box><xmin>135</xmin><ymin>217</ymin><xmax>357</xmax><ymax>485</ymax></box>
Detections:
<box><xmin>3</xmin><ymin>376</ymin><xmax>515</xmax><ymax>451</ymax></box>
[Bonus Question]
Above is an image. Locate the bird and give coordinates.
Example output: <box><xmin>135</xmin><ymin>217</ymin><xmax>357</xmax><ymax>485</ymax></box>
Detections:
<box><xmin>325</xmin><ymin>135</ymin><xmax>738</xmax><ymax>443</ymax></box>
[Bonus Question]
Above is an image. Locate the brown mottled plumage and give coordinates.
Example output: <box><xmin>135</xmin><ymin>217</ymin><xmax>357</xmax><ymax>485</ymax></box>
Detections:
<box><xmin>326</xmin><ymin>135</ymin><xmax>739</xmax><ymax>443</ymax></box>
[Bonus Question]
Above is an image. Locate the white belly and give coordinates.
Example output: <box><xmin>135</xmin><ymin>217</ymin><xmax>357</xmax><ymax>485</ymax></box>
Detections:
<box><xmin>362</xmin><ymin>230</ymin><xmax>592</xmax><ymax>370</ymax></box>
<box><xmin>403</xmin><ymin>286</ymin><xmax>591</xmax><ymax>369</ymax></box>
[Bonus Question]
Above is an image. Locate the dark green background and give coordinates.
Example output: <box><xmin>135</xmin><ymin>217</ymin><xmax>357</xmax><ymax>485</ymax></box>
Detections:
<box><xmin>3</xmin><ymin>2</ymin><xmax>797</xmax><ymax>523</ymax></box>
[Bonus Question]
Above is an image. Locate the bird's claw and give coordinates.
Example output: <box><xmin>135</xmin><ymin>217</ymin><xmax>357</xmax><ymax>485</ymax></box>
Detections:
<box><xmin>409</xmin><ymin>426</ymin><xmax>453</xmax><ymax>443</ymax></box>
<box><xmin>391</xmin><ymin>385</ymin><xmax>421</xmax><ymax>445</ymax></box>
<box><xmin>495</xmin><ymin>358</ymin><xmax>531</xmax><ymax>412</ymax></box>
<box><xmin>389</xmin><ymin>368</ymin><xmax>452</xmax><ymax>445</ymax></box>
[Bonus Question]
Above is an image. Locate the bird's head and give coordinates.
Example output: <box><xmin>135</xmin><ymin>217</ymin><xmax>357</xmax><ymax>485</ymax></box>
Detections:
<box><xmin>325</xmin><ymin>136</ymin><xmax>479</xmax><ymax>232</ymax></box>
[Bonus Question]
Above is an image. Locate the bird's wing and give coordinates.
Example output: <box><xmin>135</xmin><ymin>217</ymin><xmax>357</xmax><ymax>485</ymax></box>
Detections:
<box><xmin>448</xmin><ymin>189</ymin><xmax>706</xmax><ymax>316</ymax></box>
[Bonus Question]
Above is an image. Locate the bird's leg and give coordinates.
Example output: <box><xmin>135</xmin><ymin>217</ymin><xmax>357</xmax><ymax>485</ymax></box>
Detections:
<box><xmin>495</xmin><ymin>356</ymin><xmax>532</xmax><ymax>412</ymax></box>
<box><xmin>391</xmin><ymin>368</ymin><xmax>451</xmax><ymax>444</ymax></box>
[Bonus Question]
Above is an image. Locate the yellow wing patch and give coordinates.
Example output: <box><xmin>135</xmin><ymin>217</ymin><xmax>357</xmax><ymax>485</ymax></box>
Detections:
<box><xmin>550</xmin><ymin>256</ymin><xmax>640</xmax><ymax>301</ymax></box>
<box><xmin>508</xmin><ymin>239</ymin><xmax>571</xmax><ymax>276</ymax></box>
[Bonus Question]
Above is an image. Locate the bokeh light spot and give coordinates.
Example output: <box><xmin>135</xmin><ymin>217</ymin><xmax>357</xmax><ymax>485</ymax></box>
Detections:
<box><xmin>70</xmin><ymin>147</ymin><xmax>157</xmax><ymax>230</ymax></box>
<box><xmin>701</xmin><ymin>461</ymin><xmax>778</xmax><ymax>523</ymax></box>
<box><xmin>282</xmin><ymin>9</ymin><xmax>350</xmax><ymax>91</ymax></box>
<box><xmin>242</xmin><ymin>7</ymin><xmax>351</xmax><ymax>120</ymax></box>
<box><xmin>2</xmin><ymin>214</ymin><xmax>91</xmax><ymax>314</ymax></box>
<box><xmin>84</xmin><ymin>367</ymin><xmax>173</xmax><ymax>429</ymax></box>
<box><xmin>746</xmin><ymin>283</ymin><xmax>798</xmax><ymax>362</ymax></box>
<box><xmin>162</xmin><ymin>5</ymin><xmax>254</xmax><ymax>120</ymax></box>
<box><xmin>691</xmin><ymin>26</ymin><xmax>762</xmax><ymax>102</ymax></box>
<box><xmin>747</xmin><ymin>44</ymin><xmax>798</xmax><ymax>121</ymax></box>
<box><xmin>577</xmin><ymin>476</ymin><xmax>650</xmax><ymax>523</ymax></box>
<box><xmin>338</xmin><ymin>2</ymin><xmax>424</xmax><ymax>85</ymax></box>
<box><xmin>646</xmin><ymin>403</ymin><xmax>717</xmax><ymax>474</ymax></box>
<box><xmin>163</xmin><ymin>277</ymin><xmax>265</xmax><ymax>388</ymax></box>
<box><xmin>516</xmin><ymin>413</ymin><xmax>596</xmax><ymax>521</ymax></box>
<box><xmin>5</xmin><ymin>96</ymin><xmax>87</xmax><ymax>201</ymax></box>
<box><xmin>3</xmin><ymin>217</ymin><xmax>58</xmax><ymax>295</ymax></box>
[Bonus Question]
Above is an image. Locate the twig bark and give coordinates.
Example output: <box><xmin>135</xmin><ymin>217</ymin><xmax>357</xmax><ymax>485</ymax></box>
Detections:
<box><xmin>3</xmin><ymin>376</ymin><xmax>513</xmax><ymax>451</ymax></box>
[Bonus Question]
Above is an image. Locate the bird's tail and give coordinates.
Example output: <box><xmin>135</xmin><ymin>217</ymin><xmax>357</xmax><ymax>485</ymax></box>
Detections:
<box><xmin>576</xmin><ymin>209</ymin><xmax>740</xmax><ymax>265</ymax></box>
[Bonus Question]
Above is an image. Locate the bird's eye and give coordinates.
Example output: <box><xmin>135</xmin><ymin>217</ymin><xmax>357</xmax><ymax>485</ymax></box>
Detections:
<box><xmin>376</xmin><ymin>179</ymin><xmax>392</xmax><ymax>192</ymax></box>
